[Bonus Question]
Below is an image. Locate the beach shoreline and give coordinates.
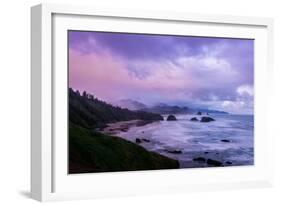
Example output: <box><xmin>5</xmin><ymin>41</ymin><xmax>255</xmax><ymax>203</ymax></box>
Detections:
<box><xmin>100</xmin><ymin>119</ymin><xmax>157</xmax><ymax>135</ymax></box>
<box><xmin>99</xmin><ymin>114</ymin><xmax>254</xmax><ymax>168</ymax></box>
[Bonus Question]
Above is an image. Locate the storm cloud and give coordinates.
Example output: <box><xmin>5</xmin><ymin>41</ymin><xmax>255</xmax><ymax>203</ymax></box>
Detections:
<box><xmin>69</xmin><ymin>31</ymin><xmax>254</xmax><ymax>114</ymax></box>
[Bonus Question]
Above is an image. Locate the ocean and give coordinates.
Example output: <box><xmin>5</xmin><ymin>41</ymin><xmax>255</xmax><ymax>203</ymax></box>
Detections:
<box><xmin>116</xmin><ymin>114</ymin><xmax>254</xmax><ymax>168</ymax></box>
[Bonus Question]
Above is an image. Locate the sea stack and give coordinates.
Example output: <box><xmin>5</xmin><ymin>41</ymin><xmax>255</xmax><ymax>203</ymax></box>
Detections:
<box><xmin>190</xmin><ymin>117</ymin><xmax>199</xmax><ymax>121</ymax></box>
<box><xmin>200</xmin><ymin>116</ymin><xmax>215</xmax><ymax>122</ymax></box>
<box><xmin>167</xmin><ymin>115</ymin><xmax>177</xmax><ymax>121</ymax></box>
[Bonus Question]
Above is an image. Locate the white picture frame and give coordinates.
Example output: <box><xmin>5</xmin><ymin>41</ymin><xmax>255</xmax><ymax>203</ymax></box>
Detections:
<box><xmin>31</xmin><ymin>3</ymin><xmax>274</xmax><ymax>202</ymax></box>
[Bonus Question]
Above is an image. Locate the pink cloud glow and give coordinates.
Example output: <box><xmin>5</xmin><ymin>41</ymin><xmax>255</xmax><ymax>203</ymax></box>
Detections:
<box><xmin>69</xmin><ymin>49</ymin><xmax>191</xmax><ymax>104</ymax></box>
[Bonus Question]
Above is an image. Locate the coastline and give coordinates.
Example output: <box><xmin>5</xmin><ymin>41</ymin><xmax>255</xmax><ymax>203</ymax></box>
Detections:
<box><xmin>100</xmin><ymin>119</ymin><xmax>156</xmax><ymax>135</ymax></box>
<box><xmin>68</xmin><ymin>88</ymin><xmax>253</xmax><ymax>172</ymax></box>
<box><xmin>100</xmin><ymin>114</ymin><xmax>254</xmax><ymax>168</ymax></box>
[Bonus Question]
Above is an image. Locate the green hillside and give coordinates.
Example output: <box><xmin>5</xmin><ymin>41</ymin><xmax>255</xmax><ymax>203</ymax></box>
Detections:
<box><xmin>68</xmin><ymin>88</ymin><xmax>179</xmax><ymax>173</ymax></box>
<box><xmin>69</xmin><ymin>123</ymin><xmax>179</xmax><ymax>173</ymax></box>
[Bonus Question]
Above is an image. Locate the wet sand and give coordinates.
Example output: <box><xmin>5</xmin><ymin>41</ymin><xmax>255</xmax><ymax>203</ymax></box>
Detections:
<box><xmin>100</xmin><ymin>119</ymin><xmax>155</xmax><ymax>135</ymax></box>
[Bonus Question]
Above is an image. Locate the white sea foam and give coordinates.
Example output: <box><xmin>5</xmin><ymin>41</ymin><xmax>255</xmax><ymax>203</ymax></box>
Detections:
<box><xmin>117</xmin><ymin>114</ymin><xmax>254</xmax><ymax>167</ymax></box>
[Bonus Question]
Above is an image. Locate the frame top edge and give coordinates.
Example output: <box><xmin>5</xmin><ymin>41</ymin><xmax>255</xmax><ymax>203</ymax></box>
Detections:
<box><xmin>33</xmin><ymin>3</ymin><xmax>273</xmax><ymax>27</ymax></box>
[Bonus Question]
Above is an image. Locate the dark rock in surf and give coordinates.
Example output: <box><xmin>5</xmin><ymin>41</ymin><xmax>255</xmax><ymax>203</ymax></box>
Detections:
<box><xmin>136</xmin><ymin>138</ymin><xmax>150</xmax><ymax>144</ymax></box>
<box><xmin>167</xmin><ymin>150</ymin><xmax>182</xmax><ymax>154</ymax></box>
<box><xmin>225</xmin><ymin>161</ymin><xmax>232</xmax><ymax>165</ymax></box>
<box><xmin>193</xmin><ymin>157</ymin><xmax>206</xmax><ymax>162</ymax></box>
<box><xmin>135</xmin><ymin>138</ymin><xmax>141</xmax><ymax>144</ymax></box>
<box><xmin>121</xmin><ymin>128</ymin><xmax>128</xmax><ymax>132</ymax></box>
<box><xmin>221</xmin><ymin>139</ymin><xmax>231</xmax><ymax>143</ymax></box>
<box><xmin>141</xmin><ymin>138</ymin><xmax>150</xmax><ymax>142</ymax></box>
<box><xmin>197</xmin><ymin>111</ymin><xmax>202</xmax><ymax>115</ymax></box>
<box><xmin>167</xmin><ymin>115</ymin><xmax>177</xmax><ymax>121</ymax></box>
<box><xmin>207</xmin><ymin>159</ymin><xmax>222</xmax><ymax>166</ymax></box>
<box><xmin>200</xmin><ymin>116</ymin><xmax>215</xmax><ymax>122</ymax></box>
<box><xmin>190</xmin><ymin>117</ymin><xmax>199</xmax><ymax>121</ymax></box>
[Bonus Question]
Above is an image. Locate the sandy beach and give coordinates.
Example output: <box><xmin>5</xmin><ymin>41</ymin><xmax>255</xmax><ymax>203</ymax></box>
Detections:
<box><xmin>100</xmin><ymin>119</ymin><xmax>156</xmax><ymax>135</ymax></box>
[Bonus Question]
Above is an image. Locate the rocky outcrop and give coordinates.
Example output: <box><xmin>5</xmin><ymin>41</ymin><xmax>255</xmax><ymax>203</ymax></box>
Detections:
<box><xmin>221</xmin><ymin>139</ymin><xmax>230</xmax><ymax>143</ymax></box>
<box><xmin>200</xmin><ymin>116</ymin><xmax>215</xmax><ymax>122</ymax></box>
<box><xmin>167</xmin><ymin>115</ymin><xmax>177</xmax><ymax>121</ymax></box>
<box><xmin>197</xmin><ymin>111</ymin><xmax>202</xmax><ymax>115</ymax></box>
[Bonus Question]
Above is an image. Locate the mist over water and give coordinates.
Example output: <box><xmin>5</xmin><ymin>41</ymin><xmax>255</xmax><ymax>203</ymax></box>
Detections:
<box><xmin>116</xmin><ymin>114</ymin><xmax>254</xmax><ymax>168</ymax></box>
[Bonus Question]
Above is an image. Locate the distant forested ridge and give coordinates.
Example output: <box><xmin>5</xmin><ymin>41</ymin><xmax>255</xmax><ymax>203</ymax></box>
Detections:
<box><xmin>69</xmin><ymin>88</ymin><xmax>164</xmax><ymax>129</ymax></box>
<box><xmin>117</xmin><ymin>99</ymin><xmax>228</xmax><ymax>115</ymax></box>
<box><xmin>142</xmin><ymin>103</ymin><xmax>191</xmax><ymax>114</ymax></box>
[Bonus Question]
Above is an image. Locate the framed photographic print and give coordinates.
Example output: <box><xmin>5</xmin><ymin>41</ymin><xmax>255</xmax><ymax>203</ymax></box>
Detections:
<box><xmin>31</xmin><ymin>3</ymin><xmax>274</xmax><ymax>201</ymax></box>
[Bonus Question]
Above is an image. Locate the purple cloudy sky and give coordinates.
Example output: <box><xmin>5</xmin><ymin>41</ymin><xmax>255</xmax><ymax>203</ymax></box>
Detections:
<box><xmin>69</xmin><ymin>31</ymin><xmax>254</xmax><ymax>114</ymax></box>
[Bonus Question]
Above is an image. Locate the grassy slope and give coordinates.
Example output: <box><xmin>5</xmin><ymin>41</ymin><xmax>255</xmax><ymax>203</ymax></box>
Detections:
<box><xmin>69</xmin><ymin>123</ymin><xmax>179</xmax><ymax>173</ymax></box>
